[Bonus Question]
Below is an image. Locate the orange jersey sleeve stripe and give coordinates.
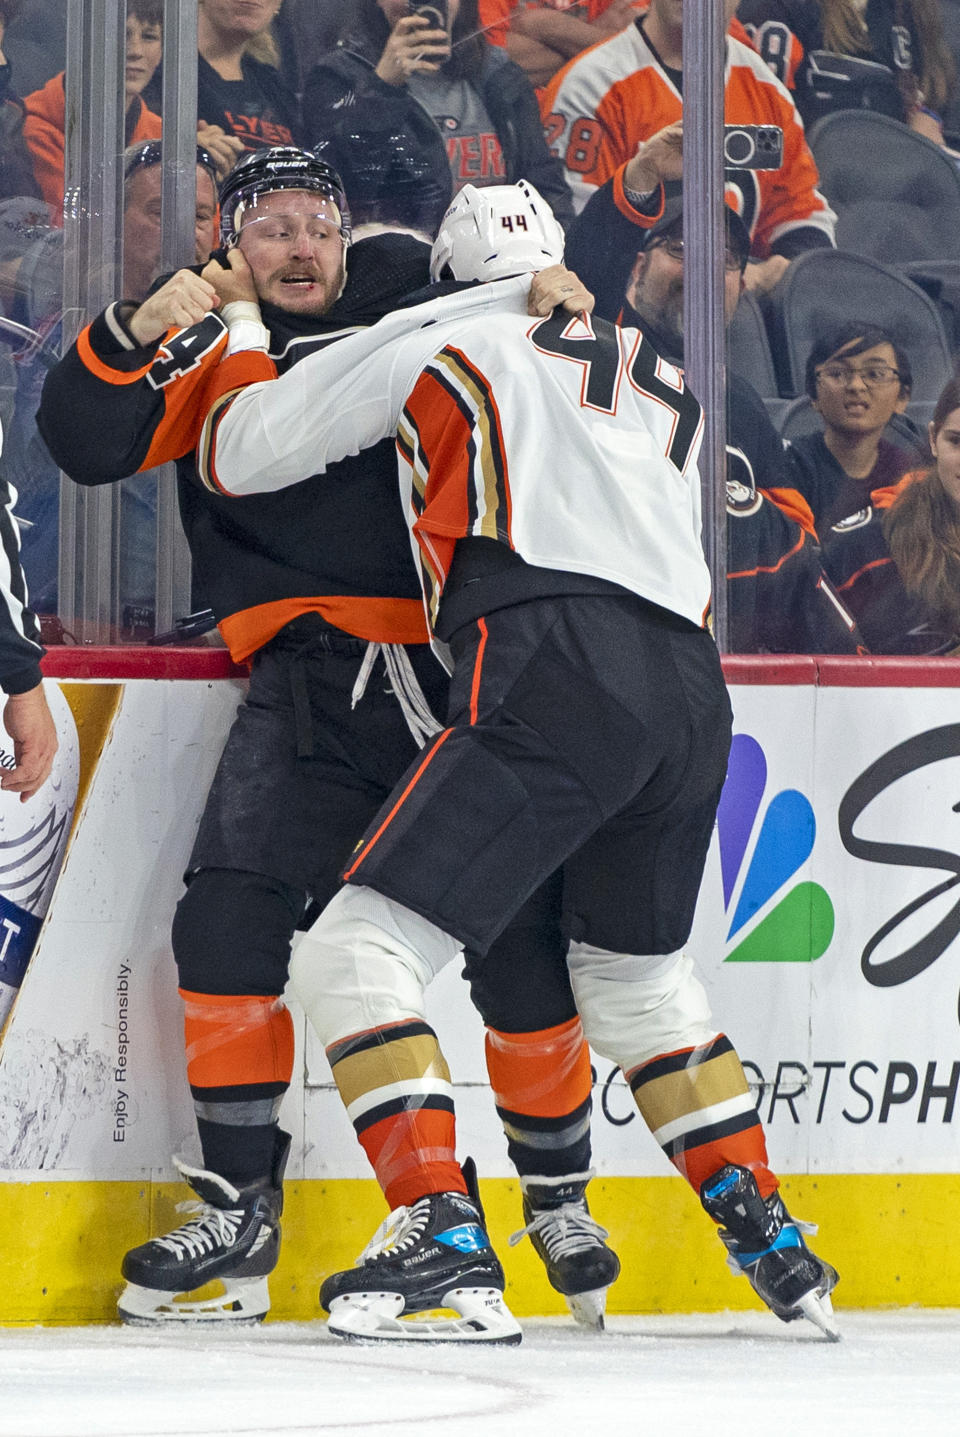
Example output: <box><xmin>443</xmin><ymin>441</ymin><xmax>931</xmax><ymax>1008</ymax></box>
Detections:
<box><xmin>727</xmin><ymin>526</ymin><xmax>807</xmax><ymax>581</ymax></box>
<box><xmin>76</xmin><ymin>325</ymin><xmax>156</xmax><ymax>387</ymax></box>
<box><xmin>612</xmin><ymin>164</ymin><xmax>666</xmax><ymax>226</ymax></box>
<box><xmin>141</xmin><ymin>329</ymin><xmax>255</xmax><ymax>472</ymax></box>
<box><xmin>469</xmin><ymin>617</ymin><xmax>489</xmax><ymax>724</ymax></box>
<box><xmin>836</xmin><ymin>556</ymin><xmax>894</xmax><ymax>593</ymax></box>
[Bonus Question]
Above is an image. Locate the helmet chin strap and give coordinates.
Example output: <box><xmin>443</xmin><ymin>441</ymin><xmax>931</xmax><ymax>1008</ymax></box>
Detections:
<box><xmin>334</xmin><ymin>246</ymin><xmax>349</xmax><ymax>305</ymax></box>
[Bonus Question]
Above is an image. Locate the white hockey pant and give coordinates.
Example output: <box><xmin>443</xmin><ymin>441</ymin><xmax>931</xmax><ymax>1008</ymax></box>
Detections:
<box><xmin>567</xmin><ymin>943</ymin><xmax>717</xmax><ymax>1073</ymax></box>
<box><xmin>290</xmin><ymin>884</ymin><xmax>461</xmax><ymax>1047</ymax></box>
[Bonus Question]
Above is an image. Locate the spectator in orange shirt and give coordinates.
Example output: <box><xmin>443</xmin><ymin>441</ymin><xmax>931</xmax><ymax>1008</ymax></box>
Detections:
<box><xmin>540</xmin><ymin>0</ymin><xmax>836</xmax><ymax>292</ymax></box>
<box><xmin>144</xmin><ymin>0</ymin><xmax>301</xmax><ymax>158</ymax></box>
<box><xmin>479</xmin><ymin>0</ymin><xmax>641</xmax><ymax>90</ymax></box>
<box><xmin>22</xmin><ymin>0</ymin><xmax>163</xmax><ymax>217</ymax></box>
<box><xmin>22</xmin><ymin>0</ymin><xmax>242</xmax><ymax>221</ymax></box>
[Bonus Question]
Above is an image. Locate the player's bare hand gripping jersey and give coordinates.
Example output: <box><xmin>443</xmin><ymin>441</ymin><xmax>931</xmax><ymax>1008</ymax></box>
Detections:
<box><xmin>199</xmin><ymin>276</ymin><xmax>711</xmax><ymax>630</ymax></box>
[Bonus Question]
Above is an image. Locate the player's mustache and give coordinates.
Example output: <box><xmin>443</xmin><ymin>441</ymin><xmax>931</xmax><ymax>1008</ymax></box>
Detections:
<box><xmin>275</xmin><ymin>265</ymin><xmax>325</xmax><ymax>281</ymax></box>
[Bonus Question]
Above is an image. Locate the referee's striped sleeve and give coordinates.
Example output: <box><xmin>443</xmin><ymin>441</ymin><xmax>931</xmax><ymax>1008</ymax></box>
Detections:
<box><xmin>0</xmin><ymin>435</ymin><xmax>44</xmax><ymax>695</ymax></box>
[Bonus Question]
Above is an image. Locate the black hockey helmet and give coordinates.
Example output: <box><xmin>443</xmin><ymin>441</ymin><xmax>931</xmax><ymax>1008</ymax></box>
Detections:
<box><xmin>313</xmin><ymin>110</ymin><xmax>452</xmax><ymax>238</ymax></box>
<box><xmin>218</xmin><ymin>146</ymin><xmax>351</xmax><ymax>247</ymax></box>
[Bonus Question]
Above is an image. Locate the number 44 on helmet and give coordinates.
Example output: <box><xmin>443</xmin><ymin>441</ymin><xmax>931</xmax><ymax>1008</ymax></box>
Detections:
<box><xmin>429</xmin><ymin>180</ymin><xmax>566</xmax><ymax>283</ymax></box>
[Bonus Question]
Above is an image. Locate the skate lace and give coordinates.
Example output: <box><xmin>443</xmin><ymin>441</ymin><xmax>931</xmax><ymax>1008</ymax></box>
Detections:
<box><xmin>726</xmin><ymin>1214</ymin><xmax>820</xmax><ymax>1275</ymax></box>
<box><xmin>508</xmin><ymin>1201</ymin><xmax>610</xmax><ymax>1260</ymax></box>
<box><xmin>355</xmin><ymin>1197</ymin><xmax>433</xmax><ymax>1266</ymax></box>
<box><xmin>152</xmin><ymin>1202</ymin><xmax>245</xmax><ymax>1261</ymax></box>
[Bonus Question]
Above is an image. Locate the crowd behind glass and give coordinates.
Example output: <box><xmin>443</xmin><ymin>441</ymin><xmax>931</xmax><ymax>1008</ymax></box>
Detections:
<box><xmin>1</xmin><ymin>0</ymin><xmax>959</xmax><ymax>655</ymax></box>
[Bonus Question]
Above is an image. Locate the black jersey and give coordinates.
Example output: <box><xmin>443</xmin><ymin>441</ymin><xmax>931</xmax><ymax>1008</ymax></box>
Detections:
<box><xmin>738</xmin><ymin>0</ymin><xmax>921</xmax><ymax>126</ymax></box>
<box><xmin>37</xmin><ymin>234</ymin><xmax>434</xmax><ymax>661</ymax></box>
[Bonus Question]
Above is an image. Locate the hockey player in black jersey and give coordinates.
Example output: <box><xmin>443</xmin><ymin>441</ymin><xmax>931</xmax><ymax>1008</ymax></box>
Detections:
<box><xmin>39</xmin><ymin>147</ymin><xmax>615</xmax><ymax>1337</ymax></box>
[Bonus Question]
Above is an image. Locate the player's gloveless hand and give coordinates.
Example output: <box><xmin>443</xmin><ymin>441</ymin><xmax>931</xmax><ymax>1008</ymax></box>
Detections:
<box><xmin>528</xmin><ymin>265</ymin><xmax>595</xmax><ymax>317</ymax></box>
<box><xmin>127</xmin><ymin>269</ymin><xmax>221</xmax><ymax>347</ymax></box>
<box><xmin>201</xmin><ymin>247</ymin><xmax>260</xmax><ymax>308</ymax></box>
<box><xmin>1</xmin><ymin>684</ymin><xmax>58</xmax><ymax>802</ymax></box>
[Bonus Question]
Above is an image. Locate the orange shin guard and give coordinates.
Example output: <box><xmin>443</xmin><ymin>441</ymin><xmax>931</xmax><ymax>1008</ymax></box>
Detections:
<box><xmin>180</xmin><ymin>989</ymin><xmax>295</xmax><ymax>1091</ymax></box>
<box><xmin>484</xmin><ymin>1016</ymin><xmax>592</xmax><ymax>1120</ymax></box>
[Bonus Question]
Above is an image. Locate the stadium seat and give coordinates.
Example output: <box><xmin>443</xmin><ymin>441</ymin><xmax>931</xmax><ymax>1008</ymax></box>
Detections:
<box><xmin>897</xmin><ymin>260</ymin><xmax>960</xmax><ymax>354</ymax></box>
<box><xmin>727</xmin><ymin>290</ymin><xmax>779</xmax><ymax>397</ymax></box>
<box><xmin>940</xmin><ymin>0</ymin><xmax>960</xmax><ymax>147</ymax></box>
<box><xmin>761</xmin><ymin>396</ymin><xmax>795</xmax><ymax>432</ymax></box>
<box><xmin>765</xmin><ymin>249</ymin><xmax>953</xmax><ymax>401</ymax></box>
<box><xmin>775</xmin><ymin>394</ymin><xmax>930</xmax><ymax>465</ymax></box>
<box><xmin>904</xmin><ymin>399</ymin><xmax>936</xmax><ymax>436</ymax></box>
<box><xmin>807</xmin><ymin>110</ymin><xmax>960</xmax><ymax>264</ymax></box>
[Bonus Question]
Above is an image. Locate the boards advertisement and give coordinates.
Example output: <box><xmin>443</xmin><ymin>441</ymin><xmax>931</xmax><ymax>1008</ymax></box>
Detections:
<box><xmin>0</xmin><ymin>671</ymin><xmax>958</xmax><ymax>1183</ymax></box>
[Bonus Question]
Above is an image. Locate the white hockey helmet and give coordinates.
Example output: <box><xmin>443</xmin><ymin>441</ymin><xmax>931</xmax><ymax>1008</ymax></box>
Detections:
<box><xmin>429</xmin><ymin>180</ymin><xmax>565</xmax><ymax>283</ymax></box>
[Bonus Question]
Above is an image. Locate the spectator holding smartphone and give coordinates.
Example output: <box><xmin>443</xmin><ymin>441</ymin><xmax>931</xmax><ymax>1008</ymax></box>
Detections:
<box><xmin>539</xmin><ymin>0</ymin><xmax>835</xmax><ymax>291</ymax></box>
<box><xmin>302</xmin><ymin>0</ymin><xmax>573</xmax><ymax>229</ymax></box>
<box><xmin>479</xmin><ymin>1</ymin><xmax>641</xmax><ymax>91</ymax></box>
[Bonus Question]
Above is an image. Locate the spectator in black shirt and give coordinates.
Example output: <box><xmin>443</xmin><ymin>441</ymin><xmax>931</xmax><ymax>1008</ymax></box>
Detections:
<box><xmin>146</xmin><ymin>0</ymin><xmax>301</xmax><ymax>155</ymax></box>
<box><xmin>785</xmin><ymin>323</ymin><xmax>918</xmax><ymax>534</ymax></box>
<box><xmin>303</xmin><ymin>0</ymin><xmax>573</xmax><ymax>231</ymax></box>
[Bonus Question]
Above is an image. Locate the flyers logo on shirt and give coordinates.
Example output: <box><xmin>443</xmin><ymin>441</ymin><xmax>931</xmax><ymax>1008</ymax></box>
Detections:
<box><xmin>444</xmin><ymin>126</ymin><xmax>507</xmax><ymax>185</ymax></box>
<box><xmin>222</xmin><ymin>113</ymin><xmax>295</xmax><ymax>151</ymax></box>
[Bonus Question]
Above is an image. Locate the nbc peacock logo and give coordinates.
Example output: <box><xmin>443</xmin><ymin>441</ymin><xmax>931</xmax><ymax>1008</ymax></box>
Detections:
<box><xmin>717</xmin><ymin>733</ymin><xmax>834</xmax><ymax>963</ymax></box>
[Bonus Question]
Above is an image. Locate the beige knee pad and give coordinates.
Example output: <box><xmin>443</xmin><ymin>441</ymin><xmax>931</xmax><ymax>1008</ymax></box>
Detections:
<box><xmin>567</xmin><ymin>942</ymin><xmax>716</xmax><ymax>1072</ymax></box>
<box><xmin>290</xmin><ymin>884</ymin><xmax>461</xmax><ymax>1048</ymax></box>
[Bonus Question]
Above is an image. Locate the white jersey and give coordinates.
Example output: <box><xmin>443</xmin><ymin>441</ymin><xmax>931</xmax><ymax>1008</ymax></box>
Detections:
<box><xmin>199</xmin><ymin>277</ymin><xmax>711</xmax><ymax>630</ymax></box>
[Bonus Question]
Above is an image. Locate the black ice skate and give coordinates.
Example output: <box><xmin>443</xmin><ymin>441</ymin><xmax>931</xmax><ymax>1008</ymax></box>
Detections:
<box><xmin>700</xmin><ymin>1164</ymin><xmax>840</xmax><ymax>1341</ymax></box>
<box><xmin>320</xmin><ymin>1168</ymin><xmax>521</xmax><ymax>1344</ymax></box>
<box><xmin>117</xmin><ymin>1130</ymin><xmax>289</xmax><ymax>1325</ymax></box>
<box><xmin>509</xmin><ymin>1171</ymin><xmax>620</xmax><ymax>1330</ymax></box>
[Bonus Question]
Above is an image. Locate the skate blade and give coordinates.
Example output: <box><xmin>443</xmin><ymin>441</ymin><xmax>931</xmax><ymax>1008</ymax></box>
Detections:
<box><xmin>326</xmin><ymin>1287</ymin><xmax>522</xmax><ymax>1345</ymax></box>
<box><xmin>117</xmin><ymin>1276</ymin><xmax>269</xmax><ymax>1326</ymax></box>
<box><xmin>796</xmin><ymin>1289</ymin><xmax>840</xmax><ymax>1342</ymax></box>
<box><xmin>566</xmin><ymin>1287</ymin><xmax>609</xmax><ymax>1330</ymax></box>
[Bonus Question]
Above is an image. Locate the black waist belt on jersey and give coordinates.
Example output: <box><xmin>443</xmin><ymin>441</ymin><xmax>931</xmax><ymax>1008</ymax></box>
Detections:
<box><xmin>267</xmin><ymin>612</ymin><xmax>370</xmax><ymax>656</ymax></box>
<box><xmin>265</xmin><ymin>614</ymin><xmax>369</xmax><ymax>761</ymax></box>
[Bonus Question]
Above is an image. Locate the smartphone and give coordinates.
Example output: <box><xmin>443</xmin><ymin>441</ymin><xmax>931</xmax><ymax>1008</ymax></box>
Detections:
<box><xmin>409</xmin><ymin>0</ymin><xmax>449</xmax><ymax>29</ymax></box>
<box><xmin>723</xmin><ymin>125</ymin><xmax>783</xmax><ymax>170</ymax></box>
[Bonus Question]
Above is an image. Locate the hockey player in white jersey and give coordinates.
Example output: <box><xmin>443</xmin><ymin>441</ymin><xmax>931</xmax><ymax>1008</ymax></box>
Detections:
<box><xmin>196</xmin><ymin>181</ymin><xmax>839</xmax><ymax>1342</ymax></box>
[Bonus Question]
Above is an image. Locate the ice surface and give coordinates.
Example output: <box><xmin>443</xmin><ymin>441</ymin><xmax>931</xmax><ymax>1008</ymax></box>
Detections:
<box><xmin>0</xmin><ymin>1310</ymin><xmax>956</xmax><ymax>1437</ymax></box>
